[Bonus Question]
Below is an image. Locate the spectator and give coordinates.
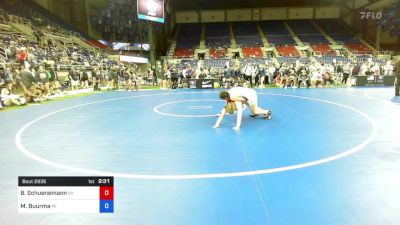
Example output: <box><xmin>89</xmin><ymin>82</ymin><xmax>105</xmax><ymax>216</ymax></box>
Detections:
<box><xmin>171</xmin><ymin>68</ymin><xmax>179</xmax><ymax>89</ymax></box>
<box><xmin>132</xmin><ymin>68</ymin><xmax>140</xmax><ymax>91</ymax></box>
<box><xmin>322</xmin><ymin>70</ymin><xmax>335</xmax><ymax>87</ymax></box>
<box><xmin>47</xmin><ymin>65</ymin><xmax>61</xmax><ymax>94</ymax></box>
<box><xmin>311</xmin><ymin>69</ymin><xmax>323</xmax><ymax>88</ymax></box>
<box><xmin>383</xmin><ymin>61</ymin><xmax>394</xmax><ymax>76</ymax></box>
<box><xmin>335</xmin><ymin>62</ymin><xmax>343</xmax><ymax>81</ymax></box>
<box><xmin>258</xmin><ymin>64</ymin><xmax>266</xmax><ymax>88</ymax></box>
<box><xmin>19</xmin><ymin>66</ymin><xmax>41</xmax><ymax>103</ymax></box>
<box><xmin>2</xmin><ymin>64</ymin><xmax>15</xmax><ymax>92</ymax></box>
<box><xmin>370</xmin><ymin>63</ymin><xmax>381</xmax><ymax>75</ymax></box>
<box><xmin>0</xmin><ymin>87</ymin><xmax>26</xmax><ymax>107</ymax></box>
<box><xmin>342</xmin><ymin>63</ymin><xmax>351</xmax><ymax>85</ymax></box>
<box><xmin>151</xmin><ymin>67</ymin><xmax>157</xmax><ymax>86</ymax></box>
<box><xmin>266</xmin><ymin>64</ymin><xmax>275</xmax><ymax>85</ymax></box>
<box><xmin>80</xmin><ymin>68</ymin><xmax>89</xmax><ymax>89</ymax></box>
<box><xmin>68</xmin><ymin>67</ymin><xmax>80</xmax><ymax>90</ymax></box>
<box><xmin>92</xmin><ymin>68</ymin><xmax>101</xmax><ymax>91</ymax></box>
<box><xmin>124</xmin><ymin>70</ymin><xmax>133</xmax><ymax>91</ymax></box>
<box><xmin>16</xmin><ymin>48</ymin><xmax>27</xmax><ymax>66</ymax></box>
<box><xmin>165</xmin><ymin>67</ymin><xmax>171</xmax><ymax>88</ymax></box>
<box><xmin>359</xmin><ymin>62</ymin><xmax>370</xmax><ymax>76</ymax></box>
<box><xmin>110</xmin><ymin>67</ymin><xmax>119</xmax><ymax>90</ymax></box>
<box><xmin>297</xmin><ymin>68</ymin><xmax>310</xmax><ymax>88</ymax></box>
<box><xmin>35</xmin><ymin>65</ymin><xmax>50</xmax><ymax>98</ymax></box>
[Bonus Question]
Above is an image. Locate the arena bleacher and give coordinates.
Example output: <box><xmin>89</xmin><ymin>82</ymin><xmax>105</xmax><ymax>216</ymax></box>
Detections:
<box><xmin>0</xmin><ymin>0</ymin><xmax>399</xmax><ymax>111</ymax></box>
<box><xmin>262</xmin><ymin>21</ymin><xmax>296</xmax><ymax>45</ymax></box>
<box><xmin>168</xmin><ymin>15</ymin><xmax>396</xmax><ymax>70</ymax></box>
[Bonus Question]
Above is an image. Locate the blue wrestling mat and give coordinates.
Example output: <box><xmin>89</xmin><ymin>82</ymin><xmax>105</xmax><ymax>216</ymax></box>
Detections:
<box><xmin>1</xmin><ymin>87</ymin><xmax>399</xmax><ymax>225</ymax></box>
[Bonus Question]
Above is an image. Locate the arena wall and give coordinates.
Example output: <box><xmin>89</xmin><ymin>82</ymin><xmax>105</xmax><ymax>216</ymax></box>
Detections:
<box><xmin>175</xmin><ymin>7</ymin><xmax>341</xmax><ymax>23</ymax></box>
<box><xmin>175</xmin><ymin>11</ymin><xmax>199</xmax><ymax>23</ymax></box>
<box><xmin>226</xmin><ymin>9</ymin><xmax>252</xmax><ymax>22</ymax></box>
<box><xmin>314</xmin><ymin>7</ymin><xmax>340</xmax><ymax>19</ymax></box>
<box><xmin>288</xmin><ymin>7</ymin><xmax>313</xmax><ymax>19</ymax></box>
<box><xmin>200</xmin><ymin>10</ymin><xmax>225</xmax><ymax>23</ymax></box>
<box><xmin>260</xmin><ymin>8</ymin><xmax>287</xmax><ymax>20</ymax></box>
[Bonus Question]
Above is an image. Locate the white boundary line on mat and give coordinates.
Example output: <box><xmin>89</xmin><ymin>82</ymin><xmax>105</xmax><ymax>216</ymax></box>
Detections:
<box><xmin>15</xmin><ymin>91</ymin><xmax>378</xmax><ymax>180</ymax></box>
<box><xmin>154</xmin><ymin>99</ymin><xmax>223</xmax><ymax>117</ymax></box>
<box><xmin>363</xmin><ymin>91</ymin><xmax>400</xmax><ymax>106</ymax></box>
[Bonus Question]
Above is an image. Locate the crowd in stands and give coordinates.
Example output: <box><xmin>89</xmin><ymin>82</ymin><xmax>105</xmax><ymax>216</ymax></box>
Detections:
<box><xmin>164</xmin><ymin>57</ymin><xmax>395</xmax><ymax>90</ymax></box>
<box><xmin>0</xmin><ymin>34</ymin><xmax>112</xmax><ymax>66</ymax></box>
<box><xmin>379</xmin><ymin>1</ymin><xmax>400</xmax><ymax>38</ymax></box>
<box><xmin>90</xmin><ymin>0</ymin><xmax>148</xmax><ymax>42</ymax></box>
<box><xmin>0</xmin><ymin>20</ymin><xmax>146</xmax><ymax>110</ymax></box>
<box><xmin>0</xmin><ymin>0</ymin><xmax>170</xmax><ymax>111</ymax></box>
<box><xmin>2</xmin><ymin>31</ymin><xmax>392</xmax><ymax>111</ymax></box>
<box><xmin>0</xmin><ymin>0</ymin><xmax>94</xmax><ymax>41</ymax></box>
<box><xmin>0</xmin><ymin>0</ymin><xmax>398</xmax><ymax>111</ymax></box>
<box><xmin>0</xmin><ymin>46</ymin><xmax>397</xmax><ymax>111</ymax></box>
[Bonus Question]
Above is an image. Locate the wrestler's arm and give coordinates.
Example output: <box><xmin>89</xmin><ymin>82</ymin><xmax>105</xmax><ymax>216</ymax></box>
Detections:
<box><xmin>213</xmin><ymin>107</ymin><xmax>227</xmax><ymax>128</ymax></box>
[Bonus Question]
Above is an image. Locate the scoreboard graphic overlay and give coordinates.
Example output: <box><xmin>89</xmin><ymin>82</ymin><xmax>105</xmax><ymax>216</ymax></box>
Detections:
<box><xmin>18</xmin><ymin>177</ymin><xmax>114</xmax><ymax>213</ymax></box>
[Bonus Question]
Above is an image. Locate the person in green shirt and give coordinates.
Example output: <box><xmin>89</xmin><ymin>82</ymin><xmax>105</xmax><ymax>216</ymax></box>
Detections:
<box><xmin>19</xmin><ymin>66</ymin><xmax>41</xmax><ymax>103</ymax></box>
<box><xmin>109</xmin><ymin>67</ymin><xmax>119</xmax><ymax>90</ymax></box>
<box><xmin>36</xmin><ymin>65</ymin><xmax>50</xmax><ymax>98</ymax></box>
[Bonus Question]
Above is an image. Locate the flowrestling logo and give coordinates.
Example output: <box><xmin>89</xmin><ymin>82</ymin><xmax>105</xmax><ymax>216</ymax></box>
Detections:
<box><xmin>360</xmin><ymin>11</ymin><xmax>383</xmax><ymax>20</ymax></box>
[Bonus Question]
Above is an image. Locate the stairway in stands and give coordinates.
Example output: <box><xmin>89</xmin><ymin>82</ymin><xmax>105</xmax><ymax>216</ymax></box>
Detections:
<box><xmin>256</xmin><ymin>22</ymin><xmax>269</xmax><ymax>48</ymax></box>
<box><xmin>229</xmin><ymin>23</ymin><xmax>237</xmax><ymax>48</ymax></box>
<box><xmin>283</xmin><ymin>21</ymin><xmax>303</xmax><ymax>46</ymax></box>
<box><xmin>311</xmin><ymin>20</ymin><xmax>336</xmax><ymax>45</ymax></box>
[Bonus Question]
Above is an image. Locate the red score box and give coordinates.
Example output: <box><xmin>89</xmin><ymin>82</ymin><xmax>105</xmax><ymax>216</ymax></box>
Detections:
<box><xmin>99</xmin><ymin>186</ymin><xmax>114</xmax><ymax>200</ymax></box>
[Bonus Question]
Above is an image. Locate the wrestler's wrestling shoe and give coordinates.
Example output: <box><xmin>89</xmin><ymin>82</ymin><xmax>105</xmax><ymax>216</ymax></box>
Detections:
<box><xmin>264</xmin><ymin>110</ymin><xmax>272</xmax><ymax>120</ymax></box>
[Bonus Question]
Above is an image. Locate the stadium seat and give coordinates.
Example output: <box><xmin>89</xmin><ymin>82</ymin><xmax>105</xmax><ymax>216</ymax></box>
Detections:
<box><xmin>276</xmin><ymin>46</ymin><xmax>299</xmax><ymax>57</ymax></box>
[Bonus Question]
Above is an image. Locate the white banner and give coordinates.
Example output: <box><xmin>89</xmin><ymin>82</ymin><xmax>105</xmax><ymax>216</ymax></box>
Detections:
<box><xmin>120</xmin><ymin>55</ymin><xmax>149</xmax><ymax>64</ymax></box>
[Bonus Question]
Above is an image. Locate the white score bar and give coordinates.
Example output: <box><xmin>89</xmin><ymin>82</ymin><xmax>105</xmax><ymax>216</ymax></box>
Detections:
<box><xmin>18</xmin><ymin>187</ymin><xmax>100</xmax><ymax>213</ymax></box>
